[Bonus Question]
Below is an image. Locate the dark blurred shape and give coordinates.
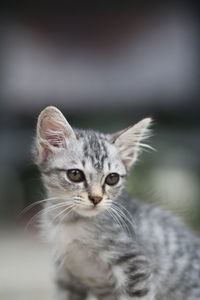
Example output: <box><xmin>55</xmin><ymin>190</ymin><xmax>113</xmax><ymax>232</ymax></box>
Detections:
<box><xmin>0</xmin><ymin>1</ymin><xmax>199</xmax><ymax>231</ymax></box>
<box><xmin>0</xmin><ymin>2</ymin><xmax>199</xmax><ymax>114</ymax></box>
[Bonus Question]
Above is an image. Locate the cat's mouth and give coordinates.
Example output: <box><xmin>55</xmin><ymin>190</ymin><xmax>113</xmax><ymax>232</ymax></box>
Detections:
<box><xmin>75</xmin><ymin>203</ymin><xmax>106</xmax><ymax>217</ymax></box>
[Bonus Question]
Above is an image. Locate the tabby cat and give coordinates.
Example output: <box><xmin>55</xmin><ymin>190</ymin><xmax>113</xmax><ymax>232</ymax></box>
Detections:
<box><xmin>34</xmin><ymin>106</ymin><xmax>200</xmax><ymax>300</ymax></box>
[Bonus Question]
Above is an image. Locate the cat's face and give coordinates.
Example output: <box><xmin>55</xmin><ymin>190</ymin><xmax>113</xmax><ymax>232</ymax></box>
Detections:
<box><xmin>35</xmin><ymin>106</ymin><xmax>151</xmax><ymax>219</ymax></box>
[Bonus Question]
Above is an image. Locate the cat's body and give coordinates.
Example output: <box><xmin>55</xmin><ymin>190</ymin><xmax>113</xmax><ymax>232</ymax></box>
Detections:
<box><xmin>44</xmin><ymin>194</ymin><xmax>200</xmax><ymax>300</ymax></box>
<box><xmin>34</xmin><ymin>107</ymin><xmax>200</xmax><ymax>300</ymax></box>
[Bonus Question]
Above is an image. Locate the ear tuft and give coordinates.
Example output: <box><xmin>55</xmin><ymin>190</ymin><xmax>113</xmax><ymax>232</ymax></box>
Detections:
<box><xmin>35</xmin><ymin>106</ymin><xmax>75</xmax><ymax>164</ymax></box>
<box><xmin>112</xmin><ymin>117</ymin><xmax>153</xmax><ymax>169</ymax></box>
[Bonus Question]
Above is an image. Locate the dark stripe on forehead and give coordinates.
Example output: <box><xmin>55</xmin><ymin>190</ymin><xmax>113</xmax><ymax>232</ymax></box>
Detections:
<box><xmin>83</xmin><ymin>142</ymin><xmax>89</xmax><ymax>157</ymax></box>
<box><xmin>82</xmin><ymin>131</ymin><xmax>109</xmax><ymax>170</ymax></box>
<box><xmin>101</xmin><ymin>140</ymin><xmax>108</xmax><ymax>159</ymax></box>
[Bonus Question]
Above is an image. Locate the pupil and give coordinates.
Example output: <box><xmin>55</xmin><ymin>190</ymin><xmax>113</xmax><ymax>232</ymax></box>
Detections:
<box><xmin>110</xmin><ymin>174</ymin><xmax>116</xmax><ymax>182</ymax></box>
<box><xmin>105</xmin><ymin>173</ymin><xmax>119</xmax><ymax>185</ymax></box>
<box><xmin>67</xmin><ymin>169</ymin><xmax>85</xmax><ymax>183</ymax></box>
<box><xmin>72</xmin><ymin>170</ymin><xmax>80</xmax><ymax>179</ymax></box>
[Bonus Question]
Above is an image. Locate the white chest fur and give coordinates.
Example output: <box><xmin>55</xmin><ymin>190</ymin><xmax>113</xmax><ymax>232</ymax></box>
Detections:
<box><xmin>47</xmin><ymin>221</ymin><xmax>112</xmax><ymax>287</ymax></box>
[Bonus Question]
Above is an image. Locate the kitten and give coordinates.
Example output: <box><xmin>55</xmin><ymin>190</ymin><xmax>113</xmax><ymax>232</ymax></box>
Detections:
<box><xmin>34</xmin><ymin>106</ymin><xmax>200</xmax><ymax>300</ymax></box>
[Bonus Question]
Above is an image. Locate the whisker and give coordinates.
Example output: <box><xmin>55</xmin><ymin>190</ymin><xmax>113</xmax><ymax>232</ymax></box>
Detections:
<box><xmin>19</xmin><ymin>196</ymin><xmax>66</xmax><ymax>216</ymax></box>
<box><xmin>25</xmin><ymin>202</ymin><xmax>71</xmax><ymax>231</ymax></box>
<box><xmin>109</xmin><ymin>207</ymin><xmax>130</xmax><ymax>235</ymax></box>
<box><xmin>74</xmin><ymin>199</ymin><xmax>83</xmax><ymax>205</ymax></box>
<box><xmin>73</xmin><ymin>196</ymin><xmax>84</xmax><ymax>200</ymax></box>
<box><xmin>59</xmin><ymin>206</ymin><xmax>75</xmax><ymax>223</ymax></box>
<box><xmin>106</xmin><ymin>199</ymin><xmax>133</xmax><ymax>220</ymax></box>
<box><xmin>106</xmin><ymin>208</ymin><xmax>124</xmax><ymax>233</ymax></box>
<box><xmin>53</xmin><ymin>204</ymin><xmax>75</xmax><ymax>222</ymax></box>
<box><xmin>113</xmin><ymin>203</ymin><xmax>135</xmax><ymax>228</ymax></box>
<box><xmin>111</xmin><ymin>205</ymin><xmax>134</xmax><ymax>236</ymax></box>
<box><xmin>109</xmin><ymin>205</ymin><xmax>134</xmax><ymax>237</ymax></box>
<box><xmin>112</xmin><ymin>202</ymin><xmax>135</xmax><ymax>226</ymax></box>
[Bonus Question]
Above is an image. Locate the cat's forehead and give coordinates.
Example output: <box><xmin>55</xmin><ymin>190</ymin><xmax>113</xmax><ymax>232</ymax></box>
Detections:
<box><xmin>76</xmin><ymin>129</ymin><xmax>112</xmax><ymax>170</ymax></box>
<box><xmin>44</xmin><ymin>129</ymin><xmax>123</xmax><ymax>173</ymax></box>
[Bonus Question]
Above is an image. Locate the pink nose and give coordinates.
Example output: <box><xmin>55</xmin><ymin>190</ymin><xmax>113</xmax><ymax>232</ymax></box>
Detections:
<box><xmin>88</xmin><ymin>195</ymin><xmax>103</xmax><ymax>205</ymax></box>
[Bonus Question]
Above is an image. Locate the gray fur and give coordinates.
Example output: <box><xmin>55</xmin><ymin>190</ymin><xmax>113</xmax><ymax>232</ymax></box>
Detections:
<box><xmin>34</xmin><ymin>107</ymin><xmax>200</xmax><ymax>300</ymax></box>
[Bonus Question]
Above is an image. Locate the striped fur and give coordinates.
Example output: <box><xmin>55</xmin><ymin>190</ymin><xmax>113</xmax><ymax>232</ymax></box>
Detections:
<box><xmin>34</xmin><ymin>107</ymin><xmax>200</xmax><ymax>300</ymax></box>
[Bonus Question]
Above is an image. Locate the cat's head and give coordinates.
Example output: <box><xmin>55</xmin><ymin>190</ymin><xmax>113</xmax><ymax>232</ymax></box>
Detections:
<box><xmin>35</xmin><ymin>106</ymin><xmax>152</xmax><ymax>219</ymax></box>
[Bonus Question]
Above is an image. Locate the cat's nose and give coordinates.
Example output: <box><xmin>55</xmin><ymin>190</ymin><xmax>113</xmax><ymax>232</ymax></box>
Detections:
<box><xmin>88</xmin><ymin>195</ymin><xmax>103</xmax><ymax>205</ymax></box>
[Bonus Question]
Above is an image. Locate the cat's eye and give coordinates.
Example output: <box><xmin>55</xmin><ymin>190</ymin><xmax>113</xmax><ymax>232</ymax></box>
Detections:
<box><xmin>67</xmin><ymin>169</ymin><xmax>85</xmax><ymax>183</ymax></box>
<box><xmin>105</xmin><ymin>173</ymin><xmax>120</xmax><ymax>186</ymax></box>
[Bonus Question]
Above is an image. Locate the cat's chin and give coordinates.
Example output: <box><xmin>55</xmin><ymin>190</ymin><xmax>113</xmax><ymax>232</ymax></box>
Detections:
<box><xmin>75</xmin><ymin>206</ymin><xmax>106</xmax><ymax>217</ymax></box>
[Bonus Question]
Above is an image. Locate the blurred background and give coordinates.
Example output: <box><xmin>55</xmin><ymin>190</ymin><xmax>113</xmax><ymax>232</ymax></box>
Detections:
<box><xmin>0</xmin><ymin>2</ymin><xmax>199</xmax><ymax>299</ymax></box>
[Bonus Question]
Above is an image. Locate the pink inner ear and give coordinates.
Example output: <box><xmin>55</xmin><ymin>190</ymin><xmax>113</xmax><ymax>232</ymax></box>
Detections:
<box><xmin>41</xmin><ymin>118</ymin><xmax>66</xmax><ymax>148</ymax></box>
<box><xmin>45</xmin><ymin>131</ymin><xmax>65</xmax><ymax>147</ymax></box>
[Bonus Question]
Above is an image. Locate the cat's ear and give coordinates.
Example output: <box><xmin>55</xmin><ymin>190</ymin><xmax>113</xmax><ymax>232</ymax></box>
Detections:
<box><xmin>111</xmin><ymin>118</ymin><xmax>152</xmax><ymax>169</ymax></box>
<box><xmin>36</xmin><ymin>106</ymin><xmax>76</xmax><ymax>164</ymax></box>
